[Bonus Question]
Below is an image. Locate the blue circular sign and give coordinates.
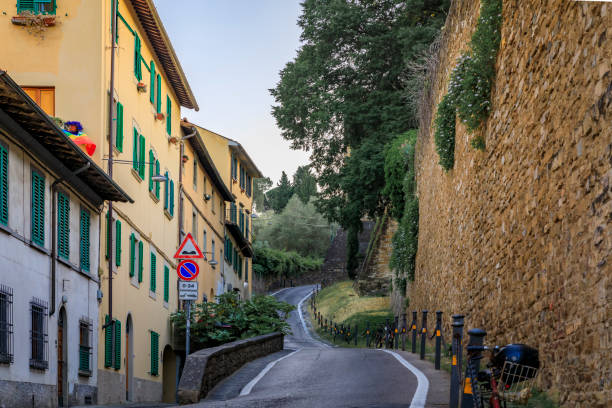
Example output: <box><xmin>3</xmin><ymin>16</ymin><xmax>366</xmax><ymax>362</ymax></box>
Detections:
<box><xmin>177</xmin><ymin>260</ymin><xmax>199</xmax><ymax>281</ymax></box>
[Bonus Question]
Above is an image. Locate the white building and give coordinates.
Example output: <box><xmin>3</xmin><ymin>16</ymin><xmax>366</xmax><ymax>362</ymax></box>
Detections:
<box><xmin>0</xmin><ymin>71</ymin><xmax>132</xmax><ymax>407</ymax></box>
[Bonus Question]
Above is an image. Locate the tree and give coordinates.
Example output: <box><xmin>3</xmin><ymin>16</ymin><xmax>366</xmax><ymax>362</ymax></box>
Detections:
<box><xmin>292</xmin><ymin>165</ymin><xmax>317</xmax><ymax>204</ymax></box>
<box><xmin>266</xmin><ymin>171</ymin><xmax>294</xmax><ymax>213</ymax></box>
<box><xmin>253</xmin><ymin>177</ymin><xmax>273</xmax><ymax>212</ymax></box>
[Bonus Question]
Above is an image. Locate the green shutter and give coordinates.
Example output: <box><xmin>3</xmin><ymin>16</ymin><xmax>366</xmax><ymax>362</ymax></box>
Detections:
<box><xmin>79</xmin><ymin>210</ymin><xmax>90</xmax><ymax>272</ymax></box>
<box><xmin>169</xmin><ymin>179</ymin><xmax>174</xmax><ymax>216</ymax></box>
<box><xmin>115</xmin><ymin>219</ymin><xmax>121</xmax><ymax>266</ymax></box>
<box><xmin>132</xmin><ymin>128</ymin><xmax>138</xmax><ymax>170</ymax></box>
<box><xmin>134</xmin><ymin>35</ymin><xmax>142</xmax><ymax>81</ymax></box>
<box><xmin>150</xmin><ymin>252</ymin><xmax>156</xmax><ymax>292</ymax></box>
<box><xmin>31</xmin><ymin>170</ymin><xmax>45</xmax><ymax>246</ymax></box>
<box><xmin>138</xmin><ymin>134</ymin><xmax>145</xmax><ymax>178</ymax></box>
<box><xmin>154</xmin><ymin>161</ymin><xmax>160</xmax><ymax>198</ymax></box>
<box><xmin>148</xmin><ymin>150</ymin><xmax>154</xmax><ymax>191</ymax></box>
<box><xmin>17</xmin><ymin>0</ymin><xmax>35</xmax><ymax>13</ymax></box>
<box><xmin>150</xmin><ymin>331</ymin><xmax>159</xmax><ymax>376</ymax></box>
<box><xmin>105</xmin><ymin>212</ymin><xmax>110</xmax><ymax>259</ymax></box>
<box><xmin>0</xmin><ymin>144</ymin><xmax>8</xmax><ymax>226</ymax></box>
<box><xmin>59</xmin><ymin>192</ymin><xmax>69</xmax><ymax>260</ymax></box>
<box><xmin>163</xmin><ymin>172</ymin><xmax>169</xmax><ymax>210</ymax></box>
<box><xmin>113</xmin><ymin>319</ymin><xmax>121</xmax><ymax>370</ymax></box>
<box><xmin>163</xmin><ymin>265</ymin><xmax>169</xmax><ymax>302</ymax></box>
<box><xmin>156</xmin><ymin>74</ymin><xmax>161</xmax><ymax>113</ymax></box>
<box><xmin>79</xmin><ymin>343</ymin><xmax>89</xmax><ymax>372</ymax></box>
<box><xmin>116</xmin><ymin>102</ymin><xmax>124</xmax><ymax>152</ymax></box>
<box><xmin>129</xmin><ymin>233</ymin><xmax>135</xmax><ymax>277</ymax></box>
<box><xmin>104</xmin><ymin>315</ymin><xmax>112</xmax><ymax>368</ymax></box>
<box><xmin>166</xmin><ymin>96</ymin><xmax>171</xmax><ymax>135</ymax></box>
<box><xmin>150</xmin><ymin>61</ymin><xmax>155</xmax><ymax>104</ymax></box>
<box><xmin>138</xmin><ymin>240</ymin><xmax>143</xmax><ymax>283</ymax></box>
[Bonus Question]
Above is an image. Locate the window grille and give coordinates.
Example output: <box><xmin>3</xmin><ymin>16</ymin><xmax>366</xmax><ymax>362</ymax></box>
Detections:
<box><xmin>78</xmin><ymin>317</ymin><xmax>93</xmax><ymax>376</ymax></box>
<box><xmin>29</xmin><ymin>298</ymin><xmax>48</xmax><ymax>370</ymax></box>
<box><xmin>0</xmin><ymin>285</ymin><xmax>14</xmax><ymax>364</ymax></box>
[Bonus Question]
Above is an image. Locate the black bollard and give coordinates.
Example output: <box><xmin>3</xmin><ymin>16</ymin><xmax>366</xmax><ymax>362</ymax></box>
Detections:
<box><xmin>435</xmin><ymin>311</ymin><xmax>442</xmax><ymax>370</ymax></box>
<box><xmin>394</xmin><ymin>316</ymin><xmax>399</xmax><ymax>350</ymax></box>
<box><xmin>354</xmin><ymin>324</ymin><xmax>358</xmax><ymax>346</ymax></box>
<box><xmin>449</xmin><ymin>314</ymin><xmax>465</xmax><ymax>408</ymax></box>
<box><xmin>346</xmin><ymin>324</ymin><xmax>351</xmax><ymax>343</ymax></box>
<box><xmin>401</xmin><ymin>314</ymin><xmax>407</xmax><ymax>351</ymax></box>
<box><xmin>411</xmin><ymin>311</ymin><xmax>418</xmax><ymax>353</ymax></box>
<box><xmin>420</xmin><ymin>310</ymin><xmax>428</xmax><ymax>360</ymax></box>
<box><xmin>461</xmin><ymin>328</ymin><xmax>487</xmax><ymax>408</ymax></box>
<box><xmin>366</xmin><ymin>321</ymin><xmax>371</xmax><ymax>348</ymax></box>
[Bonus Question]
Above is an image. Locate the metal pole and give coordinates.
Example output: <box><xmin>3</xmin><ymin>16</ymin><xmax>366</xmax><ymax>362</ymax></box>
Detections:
<box><xmin>401</xmin><ymin>314</ymin><xmax>407</xmax><ymax>351</ymax></box>
<box><xmin>354</xmin><ymin>324</ymin><xmax>358</xmax><ymax>346</ymax></box>
<box><xmin>411</xmin><ymin>311</ymin><xmax>418</xmax><ymax>353</ymax></box>
<box><xmin>366</xmin><ymin>321</ymin><xmax>371</xmax><ymax>348</ymax></box>
<box><xmin>449</xmin><ymin>314</ymin><xmax>465</xmax><ymax>408</ymax></box>
<box><xmin>394</xmin><ymin>316</ymin><xmax>399</xmax><ymax>350</ymax></box>
<box><xmin>461</xmin><ymin>328</ymin><xmax>487</xmax><ymax>408</ymax></box>
<box><xmin>420</xmin><ymin>310</ymin><xmax>428</xmax><ymax>360</ymax></box>
<box><xmin>185</xmin><ymin>300</ymin><xmax>191</xmax><ymax>356</ymax></box>
<box><xmin>435</xmin><ymin>311</ymin><xmax>442</xmax><ymax>370</ymax></box>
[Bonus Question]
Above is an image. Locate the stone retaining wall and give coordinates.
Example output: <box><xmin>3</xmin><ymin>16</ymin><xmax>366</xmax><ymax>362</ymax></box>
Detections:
<box><xmin>177</xmin><ymin>332</ymin><xmax>284</xmax><ymax>404</ymax></box>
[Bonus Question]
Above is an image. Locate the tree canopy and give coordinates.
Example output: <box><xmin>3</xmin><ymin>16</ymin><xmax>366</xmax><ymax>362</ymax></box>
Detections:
<box><xmin>266</xmin><ymin>171</ymin><xmax>294</xmax><ymax>213</ymax></box>
<box><xmin>292</xmin><ymin>165</ymin><xmax>318</xmax><ymax>204</ymax></box>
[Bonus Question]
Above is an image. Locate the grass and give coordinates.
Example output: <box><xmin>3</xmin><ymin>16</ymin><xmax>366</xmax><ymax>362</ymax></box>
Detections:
<box><xmin>314</xmin><ymin>281</ymin><xmax>390</xmax><ymax>323</ymax></box>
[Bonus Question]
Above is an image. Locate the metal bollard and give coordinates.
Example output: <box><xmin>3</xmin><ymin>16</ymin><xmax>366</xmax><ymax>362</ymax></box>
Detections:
<box><xmin>333</xmin><ymin>324</ymin><xmax>337</xmax><ymax>342</ymax></box>
<box><xmin>435</xmin><ymin>311</ymin><xmax>442</xmax><ymax>370</ymax></box>
<box><xmin>366</xmin><ymin>321</ymin><xmax>371</xmax><ymax>348</ymax></box>
<box><xmin>394</xmin><ymin>316</ymin><xmax>399</xmax><ymax>350</ymax></box>
<box><xmin>354</xmin><ymin>324</ymin><xmax>358</xmax><ymax>346</ymax></box>
<box><xmin>449</xmin><ymin>314</ymin><xmax>465</xmax><ymax>408</ymax></box>
<box><xmin>461</xmin><ymin>328</ymin><xmax>487</xmax><ymax>408</ymax></box>
<box><xmin>401</xmin><ymin>314</ymin><xmax>407</xmax><ymax>351</ymax></box>
<box><xmin>420</xmin><ymin>310</ymin><xmax>428</xmax><ymax>360</ymax></box>
<box><xmin>347</xmin><ymin>324</ymin><xmax>351</xmax><ymax>343</ymax></box>
<box><xmin>411</xmin><ymin>311</ymin><xmax>418</xmax><ymax>353</ymax></box>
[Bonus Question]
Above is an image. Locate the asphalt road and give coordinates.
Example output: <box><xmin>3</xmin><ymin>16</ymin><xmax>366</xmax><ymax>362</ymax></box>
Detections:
<box><xmin>188</xmin><ymin>285</ymin><xmax>448</xmax><ymax>408</ymax></box>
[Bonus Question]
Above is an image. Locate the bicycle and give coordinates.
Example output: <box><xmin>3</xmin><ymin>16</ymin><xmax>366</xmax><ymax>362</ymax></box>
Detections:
<box><xmin>466</xmin><ymin>343</ymin><xmax>540</xmax><ymax>408</ymax></box>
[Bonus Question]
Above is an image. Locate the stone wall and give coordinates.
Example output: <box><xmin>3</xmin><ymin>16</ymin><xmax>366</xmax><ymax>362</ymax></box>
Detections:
<box><xmin>399</xmin><ymin>1</ymin><xmax>611</xmax><ymax>406</ymax></box>
<box><xmin>177</xmin><ymin>332</ymin><xmax>284</xmax><ymax>404</ymax></box>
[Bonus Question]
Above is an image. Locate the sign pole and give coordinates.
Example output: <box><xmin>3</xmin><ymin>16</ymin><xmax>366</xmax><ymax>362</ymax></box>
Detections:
<box><xmin>186</xmin><ymin>300</ymin><xmax>191</xmax><ymax>357</ymax></box>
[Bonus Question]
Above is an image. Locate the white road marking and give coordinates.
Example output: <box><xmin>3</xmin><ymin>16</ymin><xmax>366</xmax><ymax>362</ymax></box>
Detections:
<box><xmin>297</xmin><ymin>287</ymin><xmax>331</xmax><ymax>348</ymax></box>
<box><xmin>269</xmin><ymin>287</ymin><xmax>288</xmax><ymax>297</ymax></box>
<box><xmin>239</xmin><ymin>349</ymin><xmax>302</xmax><ymax>396</ymax></box>
<box><xmin>380</xmin><ymin>349</ymin><xmax>429</xmax><ymax>408</ymax></box>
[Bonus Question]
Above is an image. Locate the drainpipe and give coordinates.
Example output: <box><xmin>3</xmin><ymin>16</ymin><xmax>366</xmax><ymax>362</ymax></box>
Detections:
<box><xmin>49</xmin><ymin>163</ymin><xmax>91</xmax><ymax>317</ymax></box>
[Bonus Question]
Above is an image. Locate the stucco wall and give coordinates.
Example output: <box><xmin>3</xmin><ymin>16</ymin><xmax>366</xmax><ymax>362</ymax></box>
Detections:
<box><xmin>405</xmin><ymin>1</ymin><xmax>610</xmax><ymax>406</ymax></box>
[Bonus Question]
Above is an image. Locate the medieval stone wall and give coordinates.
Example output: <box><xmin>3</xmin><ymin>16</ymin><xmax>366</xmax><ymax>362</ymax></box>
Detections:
<box><xmin>356</xmin><ymin>216</ymin><xmax>398</xmax><ymax>296</ymax></box>
<box><xmin>404</xmin><ymin>1</ymin><xmax>610</xmax><ymax>406</ymax></box>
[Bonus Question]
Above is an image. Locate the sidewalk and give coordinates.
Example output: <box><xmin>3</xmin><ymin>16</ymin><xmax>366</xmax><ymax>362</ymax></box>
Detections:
<box><xmin>395</xmin><ymin>349</ymin><xmax>451</xmax><ymax>407</ymax></box>
<box><xmin>71</xmin><ymin>403</ymin><xmax>174</xmax><ymax>408</ymax></box>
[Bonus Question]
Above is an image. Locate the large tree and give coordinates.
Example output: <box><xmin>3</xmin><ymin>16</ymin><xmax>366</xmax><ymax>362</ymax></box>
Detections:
<box><xmin>253</xmin><ymin>176</ymin><xmax>273</xmax><ymax>212</ymax></box>
<box><xmin>292</xmin><ymin>165</ymin><xmax>317</xmax><ymax>204</ymax></box>
<box><xmin>266</xmin><ymin>171</ymin><xmax>294</xmax><ymax>213</ymax></box>
<box><xmin>271</xmin><ymin>0</ymin><xmax>449</xmax><ymax>278</ymax></box>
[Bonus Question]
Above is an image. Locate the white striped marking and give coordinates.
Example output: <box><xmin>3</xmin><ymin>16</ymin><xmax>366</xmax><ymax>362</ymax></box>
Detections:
<box><xmin>380</xmin><ymin>349</ymin><xmax>429</xmax><ymax>408</ymax></box>
<box><xmin>297</xmin><ymin>287</ymin><xmax>331</xmax><ymax>348</ymax></box>
<box><xmin>269</xmin><ymin>287</ymin><xmax>288</xmax><ymax>297</ymax></box>
<box><xmin>239</xmin><ymin>348</ymin><xmax>302</xmax><ymax>396</ymax></box>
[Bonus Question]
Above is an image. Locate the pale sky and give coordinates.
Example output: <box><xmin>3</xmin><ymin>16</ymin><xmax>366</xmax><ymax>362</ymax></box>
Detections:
<box><xmin>153</xmin><ymin>0</ymin><xmax>310</xmax><ymax>184</ymax></box>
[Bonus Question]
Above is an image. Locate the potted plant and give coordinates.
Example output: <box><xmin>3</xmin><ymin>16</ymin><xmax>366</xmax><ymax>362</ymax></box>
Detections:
<box><xmin>168</xmin><ymin>136</ymin><xmax>180</xmax><ymax>144</ymax></box>
<box><xmin>155</xmin><ymin>112</ymin><xmax>165</xmax><ymax>121</ymax></box>
<box><xmin>12</xmin><ymin>11</ymin><xmax>57</xmax><ymax>39</ymax></box>
<box><xmin>136</xmin><ymin>82</ymin><xmax>147</xmax><ymax>93</ymax></box>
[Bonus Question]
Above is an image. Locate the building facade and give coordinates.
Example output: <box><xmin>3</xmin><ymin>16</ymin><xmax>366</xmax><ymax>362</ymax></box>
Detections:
<box><xmin>0</xmin><ymin>72</ymin><xmax>131</xmax><ymax>407</ymax></box>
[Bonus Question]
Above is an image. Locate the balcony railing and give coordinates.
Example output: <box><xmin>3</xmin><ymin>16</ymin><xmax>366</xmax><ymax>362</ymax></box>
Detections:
<box><xmin>225</xmin><ymin>207</ymin><xmax>253</xmax><ymax>257</ymax></box>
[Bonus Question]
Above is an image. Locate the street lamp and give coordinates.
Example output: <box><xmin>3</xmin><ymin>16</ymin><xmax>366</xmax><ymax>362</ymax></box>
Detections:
<box><xmin>151</xmin><ymin>174</ymin><xmax>168</xmax><ymax>183</ymax></box>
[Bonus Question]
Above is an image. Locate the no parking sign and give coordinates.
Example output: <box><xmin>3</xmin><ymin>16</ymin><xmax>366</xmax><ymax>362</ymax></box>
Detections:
<box><xmin>177</xmin><ymin>260</ymin><xmax>199</xmax><ymax>281</ymax></box>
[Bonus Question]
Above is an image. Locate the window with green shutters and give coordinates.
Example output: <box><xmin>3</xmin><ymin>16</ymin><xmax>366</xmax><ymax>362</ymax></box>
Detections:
<box><xmin>132</xmin><ymin>128</ymin><xmax>139</xmax><ymax>171</ymax></box>
<box><xmin>150</xmin><ymin>61</ymin><xmax>155</xmax><ymax>104</ymax></box>
<box><xmin>115</xmin><ymin>219</ymin><xmax>121</xmax><ymax>267</ymax></box>
<box><xmin>169</xmin><ymin>179</ymin><xmax>175</xmax><ymax>216</ymax></box>
<box><xmin>166</xmin><ymin>96</ymin><xmax>172</xmax><ymax>135</ymax></box>
<box><xmin>18</xmin><ymin>0</ymin><xmax>56</xmax><ymax>15</ymax></box>
<box><xmin>31</xmin><ymin>169</ymin><xmax>45</xmax><ymax>247</ymax></box>
<box><xmin>79</xmin><ymin>210</ymin><xmax>90</xmax><ymax>272</ymax></box>
<box><xmin>134</xmin><ymin>35</ymin><xmax>142</xmax><ymax>81</ymax></box>
<box><xmin>163</xmin><ymin>171</ymin><xmax>169</xmax><ymax>210</ymax></box>
<box><xmin>154</xmin><ymin>160</ymin><xmax>160</xmax><ymax>199</ymax></box>
<box><xmin>104</xmin><ymin>315</ymin><xmax>112</xmax><ymax>368</ymax></box>
<box><xmin>150</xmin><ymin>331</ymin><xmax>159</xmax><ymax>376</ymax></box>
<box><xmin>0</xmin><ymin>143</ymin><xmax>8</xmax><ymax>226</ymax></box>
<box><xmin>163</xmin><ymin>265</ymin><xmax>169</xmax><ymax>302</ymax></box>
<box><xmin>113</xmin><ymin>319</ymin><xmax>121</xmax><ymax>370</ymax></box>
<box><xmin>129</xmin><ymin>233</ymin><xmax>136</xmax><ymax>277</ymax></box>
<box><xmin>150</xmin><ymin>252</ymin><xmax>156</xmax><ymax>292</ymax></box>
<box><xmin>148</xmin><ymin>150</ymin><xmax>154</xmax><ymax>192</ymax></box>
<box><xmin>156</xmin><ymin>74</ymin><xmax>161</xmax><ymax>113</ymax></box>
<box><xmin>138</xmin><ymin>240</ymin><xmax>144</xmax><ymax>283</ymax></box>
<box><xmin>138</xmin><ymin>134</ymin><xmax>145</xmax><ymax>179</ymax></box>
<box><xmin>78</xmin><ymin>320</ymin><xmax>91</xmax><ymax>373</ymax></box>
<box><xmin>57</xmin><ymin>191</ymin><xmax>69</xmax><ymax>260</ymax></box>
<box><xmin>116</xmin><ymin>102</ymin><xmax>124</xmax><ymax>152</ymax></box>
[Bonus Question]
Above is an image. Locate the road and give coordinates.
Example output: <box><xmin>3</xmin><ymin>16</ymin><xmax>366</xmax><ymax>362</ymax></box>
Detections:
<box><xmin>189</xmin><ymin>285</ymin><xmax>449</xmax><ymax>408</ymax></box>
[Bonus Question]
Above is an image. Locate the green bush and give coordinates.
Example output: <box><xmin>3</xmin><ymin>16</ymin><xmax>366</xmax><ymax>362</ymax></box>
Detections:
<box><xmin>383</xmin><ymin>130</ymin><xmax>417</xmax><ymax>219</ymax></box>
<box><xmin>252</xmin><ymin>246</ymin><xmax>322</xmax><ymax>279</ymax></box>
<box><xmin>434</xmin><ymin>93</ymin><xmax>457</xmax><ymax>171</ymax></box>
<box><xmin>170</xmin><ymin>292</ymin><xmax>295</xmax><ymax>351</ymax></box>
<box><xmin>390</xmin><ymin>197</ymin><xmax>419</xmax><ymax>281</ymax></box>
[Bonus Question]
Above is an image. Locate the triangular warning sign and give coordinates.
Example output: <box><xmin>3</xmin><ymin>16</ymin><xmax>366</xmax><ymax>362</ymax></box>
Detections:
<box><xmin>174</xmin><ymin>233</ymin><xmax>204</xmax><ymax>259</ymax></box>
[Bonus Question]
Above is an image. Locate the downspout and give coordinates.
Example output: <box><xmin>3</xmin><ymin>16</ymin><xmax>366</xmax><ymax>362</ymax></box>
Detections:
<box><xmin>49</xmin><ymin>162</ymin><xmax>91</xmax><ymax>317</ymax></box>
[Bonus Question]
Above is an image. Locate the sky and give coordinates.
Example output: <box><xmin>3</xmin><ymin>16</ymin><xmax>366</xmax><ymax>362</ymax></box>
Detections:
<box><xmin>153</xmin><ymin>0</ymin><xmax>311</xmax><ymax>184</ymax></box>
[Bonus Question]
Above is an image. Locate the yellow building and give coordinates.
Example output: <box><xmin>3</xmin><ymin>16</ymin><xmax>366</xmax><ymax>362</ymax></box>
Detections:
<box><xmin>179</xmin><ymin>122</ymin><xmax>234</xmax><ymax>304</ymax></box>
<box><xmin>0</xmin><ymin>0</ymin><xmax>198</xmax><ymax>403</ymax></box>
<box><xmin>183</xmin><ymin>121</ymin><xmax>263</xmax><ymax>299</ymax></box>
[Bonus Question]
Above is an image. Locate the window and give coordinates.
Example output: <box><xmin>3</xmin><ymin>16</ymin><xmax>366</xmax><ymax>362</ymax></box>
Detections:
<box><xmin>154</xmin><ymin>160</ymin><xmax>160</xmax><ymax>199</ymax></box>
<box><xmin>202</xmin><ymin>230</ymin><xmax>207</xmax><ymax>254</ymax></box>
<box><xmin>78</xmin><ymin>319</ymin><xmax>92</xmax><ymax>375</ymax></box>
<box><xmin>192</xmin><ymin>211</ymin><xmax>197</xmax><ymax>240</ymax></box>
<box><xmin>148</xmin><ymin>150</ymin><xmax>155</xmax><ymax>192</ymax></box>
<box><xmin>193</xmin><ymin>160</ymin><xmax>197</xmax><ymax>191</ymax></box>
<box><xmin>211</xmin><ymin>239</ymin><xmax>215</xmax><ymax>261</ymax></box>
<box><xmin>0</xmin><ymin>285</ymin><xmax>14</xmax><ymax>364</ymax></box>
<box><xmin>31</xmin><ymin>169</ymin><xmax>45</xmax><ymax>247</ymax></box>
<box><xmin>156</xmin><ymin>74</ymin><xmax>161</xmax><ymax>113</ymax></box>
<box><xmin>163</xmin><ymin>171</ymin><xmax>169</xmax><ymax>210</ymax></box>
<box><xmin>129</xmin><ymin>233</ymin><xmax>143</xmax><ymax>282</ymax></box>
<box><xmin>115</xmin><ymin>101</ymin><xmax>124</xmax><ymax>152</ymax></box>
<box><xmin>0</xmin><ymin>143</ymin><xmax>9</xmax><ymax>226</ymax></box>
<box><xmin>132</xmin><ymin>128</ymin><xmax>145</xmax><ymax>179</ymax></box>
<box><xmin>134</xmin><ymin>35</ymin><xmax>142</xmax><ymax>81</ymax></box>
<box><xmin>166</xmin><ymin>96</ymin><xmax>172</xmax><ymax>136</ymax></box>
<box><xmin>104</xmin><ymin>316</ymin><xmax>121</xmax><ymax>370</ymax></box>
<box><xmin>22</xmin><ymin>87</ymin><xmax>55</xmax><ymax>116</ymax></box>
<box><xmin>239</xmin><ymin>208</ymin><xmax>244</xmax><ymax>234</ymax></box>
<box><xmin>245</xmin><ymin>259</ymin><xmax>248</xmax><ymax>282</ymax></box>
<box><xmin>150</xmin><ymin>251</ymin><xmax>156</xmax><ymax>293</ymax></box>
<box><xmin>138</xmin><ymin>241</ymin><xmax>144</xmax><ymax>283</ymax></box>
<box><xmin>115</xmin><ymin>219</ymin><xmax>121</xmax><ymax>267</ymax></box>
<box><xmin>17</xmin><ymin>0</ymin><xmax>56</xmax><ymax>15</ymax></box>
<box><xmin>163</xmin><ymin>265</ymin><xmax>169</xmax><ymax>303</ymax></box>
<box><xmin>231</xmin><ymin>155</ymin><xmax>238</xmax><ymax>180</ymax></box>
<box><xmin>163</xmin><ymin>173</ymin><xmax>175</xmax><ymax>216</ymax></box>
<box><xmin>79</xmin><ymin>209</ymin><xmax>90</xmax><ymax>272</ymax></box>
<box><xmin>211</xmin><ymin>190</ymin><xmax>215</xmax><ymax>210</ymax></box>
<box><xmin>240</xmin><ymin>165</ymin><xmax>245</xmax><ymax>190</ymax></box>
<box><xmin>169</xmin><ymin>179</ymin><xmax>175</xmax><ymax>217</ymax></box>
<box><xmin>246</xmin><ymin>174</ymin><xmax>252</xmax><ymax>197</ymax></box>
<box><xmin>150</xmin><ymin>331</ymin><xmax>159</xmax><ymax>376</ymax></box>
<box><xmin>202</xmin><ymin>176</ymin><xmax>207</xmax><ymax>197</ymax></box>
<box><xmin>30</xmin><ymin>298</ymin><xmax>48</xmax><ymax>370</ymax></box>
<box><xmin>57</xmin><ymin>191</ymin><xmax>69</xmax><ymax>260</ymax></box>
<box><xmin>149</xmin><ymin>61</ymin><xmax>156</xmax><ymax>104</ymax></box>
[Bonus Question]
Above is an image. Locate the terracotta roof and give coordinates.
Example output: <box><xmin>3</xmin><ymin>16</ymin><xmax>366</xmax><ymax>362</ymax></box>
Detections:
<box><xmin>129</xmin><ymin>0</ymin><xmax>198</xmax><ymax>111</ymax></box>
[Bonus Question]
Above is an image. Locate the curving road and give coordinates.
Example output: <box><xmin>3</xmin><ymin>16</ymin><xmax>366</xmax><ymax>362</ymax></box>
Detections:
<box><xmin>188</xmin><ymin>285</ymin><xmax>449</xmax><ymax>408</ymax></box>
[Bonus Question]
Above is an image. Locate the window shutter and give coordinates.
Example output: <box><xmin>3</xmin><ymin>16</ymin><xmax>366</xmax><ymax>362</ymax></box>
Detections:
<box><xmin>169</xmin><ymin>179</ymin><xmax>175</xmax><ymax>216</ymax></box>
<box><xmin>156</xmin><ymin>74</ymin><xmax>161</xmax><ymax>113</ymax></box>
<box><xmin>113</xmin><ymin>319</ymin><xmax>121</xmax><ymax>370</ymax></box>
<box><xmin>0</xmin><ymin>145</ymin><xmax>8</xmax><ymax>226</ymax></box>
<box><xmin>57</xmin><ymin>192</ymin><xmax>69</xmax><ymax>260</ymax></box>
<box><xmin>31</xmin><ymin>171</ymin><xmax>45</xmax><ymax>246</ymax></box>
<box><xmin>129</xmin><ymin>234</ymin><xmax>135</xmax><ymax>277</ymax></box>
<box><xmin>115</xmin><ymin>219</ymin><xmax>121</xmax><ymax>266</ymax></box>
<box><xmin>150</xmin><ymin>252</ymin><xmax>156</xmax><ymax>292</ymax></box>
<box><xmin>132</xmin><ymin>128</ymin><xmax>138</xmax><ymax>170</ymax></box>
<box><xmin>134</xmin><ymin>35</ymin><xmax>142</xmax><ymax>81</ymax></box>
<box><xmin>116</xmin><ymin>102</ymin><xmax>124</xmax><ymax>152</ymax></box>
<box><xmin>166</xmin><ymin>96</ymin><xmax>171</xmax><ymax>135</ymax></box>
<box><xmin>150</xmin><ymin>61</ymin><xmax>155</xmax><ymax>104</ymax></box>
<box><xmin>148</xmin><ymin>150</ymin><xmax>154</xmax><ymax>191</ymax></box>
<box><xmin>80</xmin><ymin>210</ymin><xmax>90</xmax><ymax>272</ymax></box>
<box><xmin>154</xmin><ymin>161</ymin><xmax>160</xmax><ymax>198</ymax></box>
<box><xmin>104</xmin><ymin>315</ymin><xmax>112</xmax><ymax>368</ymax></box>
<box><xmin>138</xmin><ymin>240</ymin><xmax>143</xmax><ymax>283</ymax></box>
<box><xmin>163</xmin><ymin>265</ymin><xmax>169</xmax><ymax>302</ymax></box>
<box><xmin>163</xmin><ymin>172</ymin><xmax>169</xmax><ymax>210</ymax></box>
<box><xmin>17</xmin><ymin>0</ymin><xmax>35</xmax><ymax>13</ymax></box>
<box><xmin>150</xmin><ymin>331</ymin><xmax>159</xmax><ymax>376</ymax></box>
<box><xmin>138</xmin><ymin>135</ymin><xmax>145</xmax><ymax>179</ymax></box>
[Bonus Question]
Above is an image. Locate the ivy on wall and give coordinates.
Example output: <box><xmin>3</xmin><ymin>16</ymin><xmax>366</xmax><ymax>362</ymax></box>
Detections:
<box><xmin>434</xmin><ymin>0</ymin><xmax>503</xmax><ymax>170</ymax></box>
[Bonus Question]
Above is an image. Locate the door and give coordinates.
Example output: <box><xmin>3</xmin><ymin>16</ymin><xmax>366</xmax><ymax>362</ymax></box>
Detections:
<box><xmin>125</xmin><ymin>314</ymin><xmax>134</xmax><ymax>401</ymax></box>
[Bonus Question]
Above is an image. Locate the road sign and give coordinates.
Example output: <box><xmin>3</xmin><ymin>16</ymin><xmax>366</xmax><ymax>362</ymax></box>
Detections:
<box><xmin>179</xmin><ymin>281</ymin><xmax>198</xmax><ymax>291</ymax></box>
<box><xmin>177</xmin><ymin>260</ymin><xmax>199</xmax><ymax>281</ymax></box>
<box><xmin>179</xmin><ymin>291</ymin><xmax>198</xmax><ymax>301</ymax></box>
<box><xmin>174</xmin><ymin>233</ymin><xmax>204</xmax><ymax>259</ymax></box>
<box><xmin>179</xmin><ymin>281</ymin><xmax>198</xmax><ymax>300</ymax></box>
